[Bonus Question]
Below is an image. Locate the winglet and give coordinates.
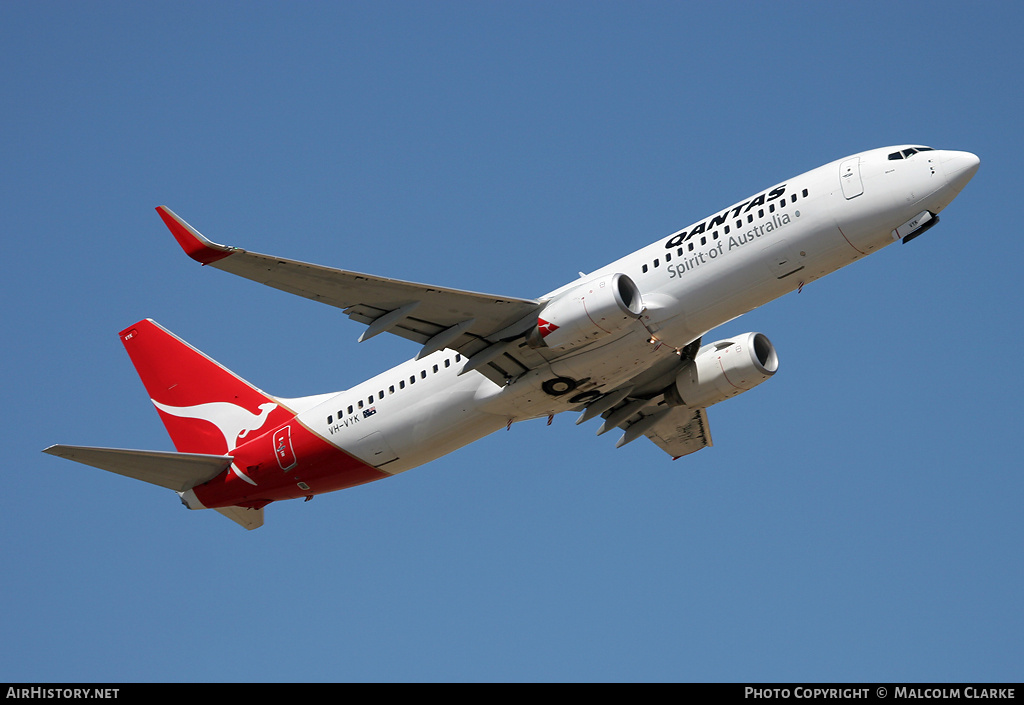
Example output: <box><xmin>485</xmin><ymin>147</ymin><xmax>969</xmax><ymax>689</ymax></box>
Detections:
<box><xmin>155</xmin><ymin>206</ymin><xmax>235</xmax><ymax>265</ymax></box>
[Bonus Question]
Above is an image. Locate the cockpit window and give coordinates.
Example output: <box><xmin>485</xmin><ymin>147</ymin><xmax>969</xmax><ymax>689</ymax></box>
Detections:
<box><xmin>890</xmin><ymin>146</ymin><xmax>934</xmax><ymax>161</ymax></box>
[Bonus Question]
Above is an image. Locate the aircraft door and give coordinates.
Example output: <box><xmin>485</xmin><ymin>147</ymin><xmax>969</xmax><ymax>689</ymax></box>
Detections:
<box><xmin>839</xmin><ymin>157</ymin><xmax>864</xmax><ymax>199</ymax></box>
<box><xmin>353</xmin><ymin>430</ymin><xmax>399</xmax><ymax>467</ymax></box>
<box><xmin>762</xmin><ymin>239</ymin><xmax>805</xmax><ymax>280</ymax></box>
<box><xmin>273</xmin><ymin>425</ymin><xmax>298</xmax><ymax>471</ymax></box>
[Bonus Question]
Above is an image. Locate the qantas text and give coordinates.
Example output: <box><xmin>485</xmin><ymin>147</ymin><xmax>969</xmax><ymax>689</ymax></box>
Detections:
<box><xmin>664</xmin><ymin>184</ymin><xmax>787</xmax><ymax>249</ymax></box>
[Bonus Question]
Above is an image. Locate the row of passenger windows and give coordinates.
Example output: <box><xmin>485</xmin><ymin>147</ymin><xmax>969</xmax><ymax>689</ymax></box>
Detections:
<box><xmin>641</xmin><ymin>188</ymin><xmax>810</xmax><ymax>274</ymax></box>
<box><xmin>325</xmin><ymin>354</ymin><xmax>463</xmax><ymax>424</ymax></box>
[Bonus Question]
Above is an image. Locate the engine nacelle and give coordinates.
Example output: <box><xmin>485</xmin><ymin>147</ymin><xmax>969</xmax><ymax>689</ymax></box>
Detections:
<box><xmin>527</xmin><ymin>273</ymin><xmax>644</xmax><ymax>350</ymax></box>
<box><xmin>665</xmin><ymin>332</ymin><xmax>779</xmax><ymax>408</ymax></box>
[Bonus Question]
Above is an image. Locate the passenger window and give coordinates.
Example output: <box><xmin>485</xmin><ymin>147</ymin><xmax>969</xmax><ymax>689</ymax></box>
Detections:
<box><xmin>327</xmin><ymin>415</ymin><xmax>333</xmax><ymax>424</ymax></box>
<box><xmin>642</xmin><ymin>264</ymin><xmax>648</xmax><ymax>273</ymax></box>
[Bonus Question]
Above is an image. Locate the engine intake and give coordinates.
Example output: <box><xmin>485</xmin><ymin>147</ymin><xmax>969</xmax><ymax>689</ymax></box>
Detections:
<box><xmin>665</xmin><ymin>332</ymin><xmax>778</xmax><ymax>408</ymax></box>
<box><xmin>527</xmin><ymin>273</ymin><xmax>644</xmax><ymax>350</ymax></box>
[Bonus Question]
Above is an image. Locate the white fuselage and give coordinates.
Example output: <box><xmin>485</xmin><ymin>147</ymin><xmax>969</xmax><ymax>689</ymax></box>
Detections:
<box><xmin>297</xmin><ymin>146</ymin><xmax>979</xmax><ymax>474</ymax></box>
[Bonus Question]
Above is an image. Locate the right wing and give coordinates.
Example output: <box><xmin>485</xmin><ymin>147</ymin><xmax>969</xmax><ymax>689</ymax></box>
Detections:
<box><xmin>157</xmin><ymin>207</ymin><xmax>545</xmax><ymax>385</ymax></box>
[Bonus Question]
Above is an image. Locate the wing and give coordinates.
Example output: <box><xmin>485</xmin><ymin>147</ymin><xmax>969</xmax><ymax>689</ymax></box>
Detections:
<box><xmin>641</xmin><ymin>406</ymin><xmax>713</xmax><ymax>459</ymax></box>
<box><xmin>583</xmin><ymin>400</ymin><xmax>712</xmax><ymax>459</ymax></box>
<box><xmin>573</xmin><ymin>336</ymin><xmax>712</xmax><ymax>459</ymax></box>
<box><xmin>156</xmin><ymin>206</ymin><xmax>544</xmax><ymax>385</ymax></box>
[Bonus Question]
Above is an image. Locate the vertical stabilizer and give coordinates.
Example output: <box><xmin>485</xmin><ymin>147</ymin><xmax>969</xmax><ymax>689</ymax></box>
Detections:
<box><xmin>119</xmin><ymin>320</ymin><xmax>292</xmax><ymax>456</ymax></box>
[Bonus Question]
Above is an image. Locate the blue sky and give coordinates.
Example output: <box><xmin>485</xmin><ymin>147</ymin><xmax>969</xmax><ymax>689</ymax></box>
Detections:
<box><xmin>3</xmin><ymin>1</ymin><xmax>1021</xmax><ymax>683</ymax></box>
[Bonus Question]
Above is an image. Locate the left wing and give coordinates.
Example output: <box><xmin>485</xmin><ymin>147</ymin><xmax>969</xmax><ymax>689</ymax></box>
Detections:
<box><xmin>156</xmin><ymin>207</ymin><xmax>545</xmax><ymax>385</ymax></box>
<box><xmin>641</xmin><ymin>406</ymin><xmax>712</xmax><ymax>459</ymax></box>
<box><xmin>572</xmin><ymin>336</ymin><xmax>711</xmax><ymax>459</ymax></box>
<box><xmin>594</xmin><ymin>400</ymin><xmax>712</xmax><ymax>459</ymax></box>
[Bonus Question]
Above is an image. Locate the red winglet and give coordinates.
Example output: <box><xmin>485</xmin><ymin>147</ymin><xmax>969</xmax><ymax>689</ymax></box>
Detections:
<box><xmin>155</xmin><ymin>206</ymin><xmax>234</xmax><ymax>265</ymax></box>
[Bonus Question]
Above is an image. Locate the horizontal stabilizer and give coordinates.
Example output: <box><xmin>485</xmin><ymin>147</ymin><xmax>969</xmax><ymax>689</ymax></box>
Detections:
<box><xmin>215</xmin><ymin>505</ymin><xmax>264</xmax><ymax>530</ymax></box>
<box><xmin>43</xmin><ymin>445</ymin><xmax>232</xmax><ymax>493</ymax></box>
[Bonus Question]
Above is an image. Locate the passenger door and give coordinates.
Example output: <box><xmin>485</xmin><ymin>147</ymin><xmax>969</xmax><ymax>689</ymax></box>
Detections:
<box><xmin>839</xmin><ymin>157</ymin><xmax>864</xmax><ymax>199</ymax></box>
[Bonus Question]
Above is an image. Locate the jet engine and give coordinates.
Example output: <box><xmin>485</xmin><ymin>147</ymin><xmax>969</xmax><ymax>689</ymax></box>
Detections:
<box><xmin>664</xmin><ymin>332</ymin><xmax>778</xmax><ymax>408</ymax></box>
<box><xmin>527</xmin><ymin>273</ymin><xmax>644</xmax><ymax>351</ymax></box>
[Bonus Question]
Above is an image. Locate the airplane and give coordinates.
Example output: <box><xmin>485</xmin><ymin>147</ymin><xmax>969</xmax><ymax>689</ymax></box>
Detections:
<box><xmin>44</xmin><ymin>145</ymin><xmax>980</xmax><ymax>530</ymax></box>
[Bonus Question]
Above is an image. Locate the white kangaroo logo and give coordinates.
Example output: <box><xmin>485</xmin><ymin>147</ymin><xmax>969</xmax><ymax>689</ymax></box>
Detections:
<box><xmin>152</xmin><ymin>400</ymin><xmax>278</xmax><ymax>486</ymax></box>
<box><xmin>152</xmin><ymin>400</ymin><xmax>278</xmax><ymax>451</ymax></box>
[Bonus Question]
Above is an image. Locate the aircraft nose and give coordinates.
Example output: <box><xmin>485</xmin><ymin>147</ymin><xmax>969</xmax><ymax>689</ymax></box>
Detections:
<box><xmin>941</xmin><ymin>150</ymin><xmax>980</xmax><ymax>193</ymax></box>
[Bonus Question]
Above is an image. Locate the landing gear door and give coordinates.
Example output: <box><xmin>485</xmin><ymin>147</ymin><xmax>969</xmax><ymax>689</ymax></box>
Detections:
<box><xmin>840</xmin><ymin>157</ymin><xmax>864</xmax><ymax>199</ymax></box>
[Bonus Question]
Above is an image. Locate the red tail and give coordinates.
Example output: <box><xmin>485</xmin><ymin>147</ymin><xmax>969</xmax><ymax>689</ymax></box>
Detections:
<box><xmin>119</xmin><ymin>320</ymin><xmax>292</xmax><ymax>455</ymax></box>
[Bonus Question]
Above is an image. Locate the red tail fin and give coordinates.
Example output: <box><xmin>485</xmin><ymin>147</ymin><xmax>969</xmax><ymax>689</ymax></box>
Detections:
<box><xmin>119</xmin><ymin>320</ymin><xmax>292</xmax><ymax>455</ymax></box>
